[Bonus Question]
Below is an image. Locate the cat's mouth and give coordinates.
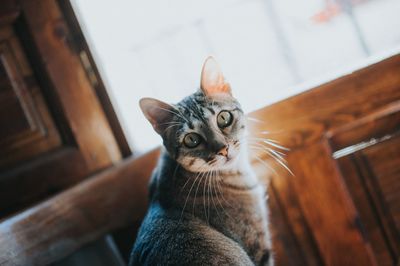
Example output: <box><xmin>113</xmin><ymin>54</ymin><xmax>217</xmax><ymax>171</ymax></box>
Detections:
<box><xmin>213</xmin><ymin>152</ymin><xmax>238</xmax><ymax>169</ymax></box>
<box><xmin>181</xmin><ymin>143</ymin><xmax>241</xmax><ymax>172</ymax></box>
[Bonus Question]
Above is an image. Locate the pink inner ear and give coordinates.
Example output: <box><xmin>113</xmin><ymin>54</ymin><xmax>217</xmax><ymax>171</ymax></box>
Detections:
<box><xmin>201</xmin><ymin>57</ymin><xmax>232</xmax><ymax>96</ymax></box>
<box><xmin>204</xmin><ymin>83</ymin><xmax>231</xmax><ymax>95</ymax></box>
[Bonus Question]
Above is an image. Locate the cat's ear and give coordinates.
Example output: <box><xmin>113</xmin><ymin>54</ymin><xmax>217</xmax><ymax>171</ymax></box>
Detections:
<box><xmin>139</xmin><ymin>97</ymin><xmax>174</xmax><ymax>135</ymax></box>
<box><xmin>200</xmin><ymin>56</ymin><xmax>232</xmax><ymax>97</ymax></box>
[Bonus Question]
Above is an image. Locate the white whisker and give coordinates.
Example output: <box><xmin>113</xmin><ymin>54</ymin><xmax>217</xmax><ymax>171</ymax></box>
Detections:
<box><xmin>252</xmin><ymin>154</ymin><xmax>279</xmax><ymax>177</ymax></box>
<box><xmin>247</xmin><ymin>137</ymin><xmax>290</xmax><ymax>151</ymax></box>
<box><xmin>246</xmin><ymin>116</ymin><xmax>265</xmax><ymax>124</ymax></box>
<box><xmin>192</xmin><ymin>170</ymin><xmax>207</xmax><ymax>216</ymax></box>
<box><xmin>215</xmin><ymin>172</ymin><xmax>233</xmax><ymax>219</ymax></box>
<box><xmin>180</xmin><ymin>163</ymin><xmax>208</xmax><ymax>221</ymax></box>
<box><xmin>249</xmin><ymin>145</ymin><xmax>294</xmax><ymax>176</ymax></box>
<box><xmin>207</xmin><ymin>170</ymin><xmax>212</xmax><ymax>223</ymax></box>
<box><xmin>210</xmin><ymin>171</ymin><xmax>223</xmax><ymax>221</ymax></box>
<box><xmin>216</xmin><ymin>176</ymin><xmax>233</xmax><ymax>208</ymax></box>
<box><xmin>162</xmin><ymin>123</ymin><xmax>181</xmax><ymax>133</ymax></box>
<box><xmin>203</xmin><ymin>170</ymin><xmax>209</xmax><ymax>223</ymax></box>
<box><xmin>213</xmin><ymin>173</ymin><xmax>224</xmax><ymax>219</ymax></box>
<box><xmin>248</xmin><ymin>143</ymin><xmax>287</xmax><ymax>162</ymax></box>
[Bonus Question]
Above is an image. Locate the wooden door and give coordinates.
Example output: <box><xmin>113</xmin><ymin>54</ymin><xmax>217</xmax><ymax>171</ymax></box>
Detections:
<box><xmin>0</xmin><ymin>0</ymin><xmax>126</xmax><ymax>218</ymax></box>
<box><xmin>250</xmin><ymin>55</ymin><xmax>400</xmax><ymax>266</ymax></box>
<box><xmin>331</xmin><ymin>111</ymin><xmax>400</xmax><ymax>266</ymax></box>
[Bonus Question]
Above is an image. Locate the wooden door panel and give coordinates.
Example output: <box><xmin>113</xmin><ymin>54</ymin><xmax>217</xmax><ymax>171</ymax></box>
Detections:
<box><xmin>337</xmin><ymin>155</ymin><xmax>394</xmax><ymax>266</ymax></box>
<box><xmin>331</xmin><ymin>107</ymin><xmax>400</xmax><ymax>266</ymax></box>
<box><xmin>19</xmin><ymin>0</ymin><xmax>122</xmax><ymax>170</ymax></box>
<box><xmin>266</xmin><ymin>161</ymin><xmax>323</xmax><ymax>266</ymax></box>
<box><xmin>0</xmin><ymin>55</ymin><xmax>30</xmax><ymax>139</ymax></box>
<box><xmin>289</xmin><ymin>142</ymin><xmax>377</xmax><ymax>266</ymax></box>
<box><xmin>0</xmin><ymin>0</ymin><xmax>123</xmax><ymax>218</ymax></box>
<box><xmin>251</xmin><ymin>154</ymin><xmax>323</xmax><ymax>266</ymax></box>
<box><xmin>249</xmin><ymin>55</ymin><xmax>400</xmax><ymax>265</ymax></box>
<box><xmin>364</xmin><ymin>137</ymin><xmax>400</xmax><ymax>236</ymax></box>
<box><xmin>0</xmin><ymin>25</ymin><xmax>61</xmax><ymax>169</ymax></box>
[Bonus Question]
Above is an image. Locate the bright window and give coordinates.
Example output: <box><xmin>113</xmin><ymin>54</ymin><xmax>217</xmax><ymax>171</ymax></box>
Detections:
<box><xmin>71</xmin><ymin>0</ymin><xmax>400</xmax><ymax>152</ymax></box>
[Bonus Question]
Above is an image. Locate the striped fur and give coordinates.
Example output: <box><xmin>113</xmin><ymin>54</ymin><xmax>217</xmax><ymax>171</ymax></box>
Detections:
<box><xmin>130</xmin><ymin>89</ymin><xmax>273</xmax><ymax>266</ymax></box>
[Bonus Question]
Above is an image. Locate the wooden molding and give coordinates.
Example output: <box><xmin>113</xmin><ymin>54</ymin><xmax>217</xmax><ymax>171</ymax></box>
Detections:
<box><xmin>0</xmin><ymin>149</ymin><xmax>159</xmax><ymax>265</ymax></box>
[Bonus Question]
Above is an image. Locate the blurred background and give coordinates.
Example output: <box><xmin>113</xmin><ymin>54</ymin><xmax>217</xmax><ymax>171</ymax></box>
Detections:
<box><xmin>71</xmin><ymin>0</ymin><xmax>400</xmax><ymax>151</ymax></box>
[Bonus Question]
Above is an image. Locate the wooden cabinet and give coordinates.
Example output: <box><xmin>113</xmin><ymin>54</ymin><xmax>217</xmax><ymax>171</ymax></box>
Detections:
<box><xmin>0</xmin><ymin>0</ymin><xmax>127</xmax><ymax>218</ymax></box>
<box><xmin>250</xmin><ymin>55</ymin><xmax>400</xmax><ymax>265</ymax></box>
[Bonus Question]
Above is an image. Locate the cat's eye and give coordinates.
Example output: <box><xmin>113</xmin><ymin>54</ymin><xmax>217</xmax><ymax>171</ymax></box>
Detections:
<box><xmin>217</xmin><ymin>111</ymin><xmax>233</xmax><ymax>128</ymax></box>
<box><xmin>183</xmin><ymin>133</ymin><xmax>202</xmax><ymax>148</ymax></box>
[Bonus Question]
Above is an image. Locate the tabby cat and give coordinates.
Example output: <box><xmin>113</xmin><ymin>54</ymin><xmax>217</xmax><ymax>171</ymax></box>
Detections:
<box><xmin>129</xmin><ymin>57</ymin><xmax>272</xmax><ymax>266</ymax></box>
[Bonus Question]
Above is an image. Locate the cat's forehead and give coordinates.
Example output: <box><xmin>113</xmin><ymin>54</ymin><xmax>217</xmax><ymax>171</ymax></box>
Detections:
<box><xmin>178</xmin><ymin>92</ymin><xmax>237</xmax><ymax>113</ymax></box>
<box><xmin>178</xmin><ymin>106</ymin><xmax>215</xmax><ymax>131</ymax></box>
<box><xmin>177</xmin><ymin>100</ymin><xmax>232</xmax><ymax>123</ymax></box>
<box><xmin>172</xmin><ymin>91</ymin><xmax>241</xmax><ymax>133</ymax></box>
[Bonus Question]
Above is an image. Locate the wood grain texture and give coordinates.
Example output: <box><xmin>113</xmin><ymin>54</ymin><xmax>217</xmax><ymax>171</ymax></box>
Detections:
<box><xmin>330</xmin><ymin>104</ymin><xmax>400</xmax><ymax>266</ymax></box>
<box><xmin>337</xmin><ymin>147</ymin><xmax>400</xmax><ymax>266</ymax></box>
<box><xmin>287</xmin><ymin>141</ymin><xmax>377</xmax><ymax>265</ymax></box>
<box><xmin>0</xmin><ymin>149</ymin><xmax>88</xmax><ymax>217</ymax></box>
<box><xmin>57</xmin><ymin>0</ymin><xmax>132</xmax><ymax>158</ymax></box>
<box><xmin>0</xmin><ymin>25</ymin><xmax>61</xmax><ymax>169</ymax></box>
<box><xmin>268</xmin><ymin>164</ymin><xmax>323</xmax><ymax>266</ymax></box>
<box><xmin>0</xmin><ymin>0</ymin><xmax>127</xmax><ymax>219</ymax></box>
<box><xmin>364</xmin><ymin>137</ymin><xmax>400</xmax><ymax>238</ymax></box>
<box><xmin>248</xmin><ymin>54</ymin><xmax>400</xmax><ymax>265</ymax></box>
<box><xmin>328</xmin><ymin>101</ymin><xmax>400</xmax><ymax>152</ymax></box>
<box><xmin>340</xmin><ymin>137</ymin><xmax>400</xmax><ymax>265</ymax></box>
<box><xmin>20</xmin><ymin>0</ymin><xmax>122</xmax><ymax>170</ymax></box>
<box><xmin>0</xmin><ymin>149</ymin><xmax>160</xmax><ymax>265</ymax></box>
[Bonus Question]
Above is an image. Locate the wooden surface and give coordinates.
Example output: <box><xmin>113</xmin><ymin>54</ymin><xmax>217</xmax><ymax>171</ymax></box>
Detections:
<box><xmin>337</xmin><ymin>136</ymin><xmax>400</xmax><ymax>266</ymax></box>
<box><xmin>20</xmin><ymin>0</ymin><xmax>122</xmax><ymax>169</ymax></box>
<box><xmin>249</xmin><ymin>53</ymin><xmax>400</xmax><ymax>265</ymax></box>
<box><xmin>57</xmin><ymin>0</ymin><xmax>132</xmax><ymax>158</ymax></box>
<box><xmin>0</xmin><ymin>0</ymin><xmax>126</xmax><ymax>218</ymax></box>
<box><xmin>0</xmin><ymin>149</ymin><xmax>159</xmax><ymax>265</ymax></box>
<box><xmin>0</xmin><ymin>22</ymin><xmax>61</xmax><ymax>169</ymax></box>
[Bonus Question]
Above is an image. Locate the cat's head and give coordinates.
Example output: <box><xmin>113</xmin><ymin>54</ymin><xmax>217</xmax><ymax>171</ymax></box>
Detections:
<box><xmin>140</xmin><ymin>57</ymin><xmax>246</xmax><ymax>172</ymax></box>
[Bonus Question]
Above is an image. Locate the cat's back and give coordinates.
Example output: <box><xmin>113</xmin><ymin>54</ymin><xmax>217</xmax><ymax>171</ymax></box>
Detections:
<box><xmin>130</xmin><ymin>203</ymin><xmax>253</xmax><ymax>266</ymax></box>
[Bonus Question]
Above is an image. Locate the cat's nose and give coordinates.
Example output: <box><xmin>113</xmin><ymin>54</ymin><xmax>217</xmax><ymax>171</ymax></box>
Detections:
<box><xmin>217</xmin><ymin>145</ymin><xmax>229</xmax><ymax>157</ymax></box>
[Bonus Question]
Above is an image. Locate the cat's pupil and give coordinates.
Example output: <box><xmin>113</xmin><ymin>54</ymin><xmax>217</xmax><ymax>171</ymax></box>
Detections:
<box><xmin>217</xmin><ymin>110</ymin><xmax>233</xmax><ymax>128</ymax></box>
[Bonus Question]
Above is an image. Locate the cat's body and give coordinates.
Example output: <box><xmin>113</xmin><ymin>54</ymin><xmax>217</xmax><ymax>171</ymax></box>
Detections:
<box><xmin>130</xmin><ymin>57</ymin><xmax>272</xmax><ymax>266</ymax></box>
<box><xmin>131</xmin><ymin>152</ymin><xmax>271</xmax><ymax>266</ymax></box>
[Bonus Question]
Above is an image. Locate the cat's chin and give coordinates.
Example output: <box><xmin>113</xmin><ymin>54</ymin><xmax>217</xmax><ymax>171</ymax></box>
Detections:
<box><xmin>180</xmin><ymin>155</ymin><xmax>239</xmax><ymax>173</ymax></box>
<box><xmin>211</xmin><ymin>154</ymin><xmax>241</xmax><ymax>171</ymax></box>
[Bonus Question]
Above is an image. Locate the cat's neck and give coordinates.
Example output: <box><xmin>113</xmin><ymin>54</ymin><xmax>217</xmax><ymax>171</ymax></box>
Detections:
<box><xmin>154</xmin><ymin>148</ymin><xmax>259</xmax><ymax>200</ymax></box>
<box><xmin>217</xmin><ymin>146</ymin><xmax>259</xmax><ymax>189</ymax></box>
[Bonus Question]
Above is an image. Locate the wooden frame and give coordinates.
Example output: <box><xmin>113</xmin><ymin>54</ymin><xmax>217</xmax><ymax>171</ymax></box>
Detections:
<box><xmin>0</xmin><ymin>0</ymin><xmax>130</xmax><ymax>218</ymax></box>
<box><xmin>0</xmin><ymin>149</ymin><xmax>159</xmax><ymax>265</ymax></box>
